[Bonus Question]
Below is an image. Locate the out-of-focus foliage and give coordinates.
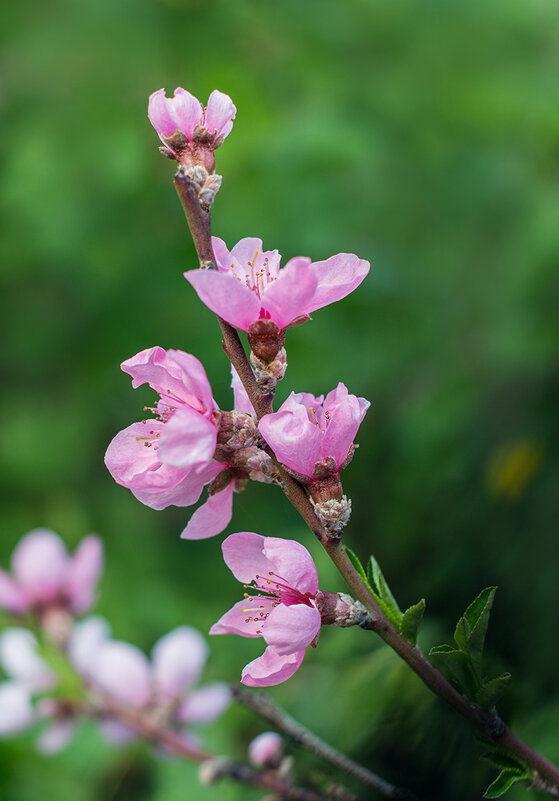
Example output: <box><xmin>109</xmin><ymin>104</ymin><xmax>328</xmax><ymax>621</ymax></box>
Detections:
<box><xmin>1</xmin><ymin>0</ymin><xmax>559</xmax><ymax>798</ymax></box>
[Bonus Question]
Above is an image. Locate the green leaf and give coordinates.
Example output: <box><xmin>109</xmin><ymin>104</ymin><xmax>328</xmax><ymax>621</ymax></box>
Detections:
<box><xmin>429</xmin><ymin>645</ymin><xmax>478</xmax><ymax>698</ymax></box>
<box><xmin>481</xmin><ymin>752</ymin><xmax>527</xmax><ymax>773</ymax></box>
<box><xmin>484</xmin><ymin>768</ymin><xmax>527</xmax><ymax>798</ymax></box>
<box><xmin>453</xmin><ymin>587</ymin><xmax>497</xmax><ymax>677</ymax></box>
<box><xmin>476</xmin><ymin>673</ymin><xmax>512</xmax><ymax>708</ymax></box>
<box><xmin>400</xmin><ymin>598</ymin><xmax>426</xmax><ymax>645</ymax></box>
<box><xmin>367</xmin><ymin>555</ymin><xmax>403</xmax><ymax>627</ymax></box>
<box><xmin>345</xmin><ymin>547</ymin><xmax>368</xmax><ymax>585</ymax></box>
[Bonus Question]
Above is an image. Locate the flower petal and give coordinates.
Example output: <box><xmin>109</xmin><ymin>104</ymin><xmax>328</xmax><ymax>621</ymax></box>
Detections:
<box><xmin>152</xmin><ymin>626</ymin><xmax>208</xmax><ymax>699</ymax></box>
<box><xmin>184</xmin><ymin>270</ymin><xmax>261</xmax><ymax>332</ymax></box>
<box><xmin>241</xmin><ymin>646</ymin><xmax>305</xmax><ymax>687</ymax></box>
<box><xmin>147</xmin><ymin>89</ymin><xmax>179</xmax><ymax>140</ymax></box>
<box><xmin>261</xmin><ymin>257</ymin><xmax>317</xmax><ymax>330</ymax></box>
<box><xmin>177</xmin><ymin>682</ymin><xmax>231</xmax><ymax>724</ymax></box>
<box><xmin>220</xmin><ymin>532</ymin><xmax>275</xmax><ymax>584</ymax></box>
<box><xmin>249</xmin><ymin>732</ymin><xmax>283</xmax><ymax>766</ymax></box>
<box><xmin>204</xmin><ymin>90</ymin><xmax>236</xmax><ymax>139</ymax></box>
<box><xmin>68</xmin><ymin>616</ymin><xmax>111</xmax><ymax>677</ymax></box>
<box><xmin>0</xmin><ymin>629</ymin><xmax>53</xmax><ymax>689</ymax></box>
<box><xmin>11</xmin><ymin>529</ymin><xmax>70</xmax><ymax>604</ymax></box>
<box><xmin>158</xmin><ymin>405</ymin><xmax>217</xmax><ymax>473</ymax></box>
<box><xmin>231</xmin><ymin>366</ymin><xmax>254</xmax><ymax>415</ymax></box>
<box><xmin>180</xmin><ymin>480</ymin><xmax>234</xmax><ymax>540</ymax></box>
<box><xmin>321</xmin><ymin>384</ymin><xmax>370</xmax><ymax>468</ymax></box>
<box><xmin>305</xmin><ymin>253</ymin><xmax>370</xmax><ymax>314</ymax></box>
<box><xmin>66</xmin><ymin>536</ymin><xmax>104</xmax><ymax>615</ymax></box>
<box><xmin>168</xmin><ymin>87</ymin><xmax>203</xmax><ymax>138</ymax></box>
<box><xmin>263</xmin><ymin>604</ymin><xmax>321</xmax><ymax>655</ymax></box>
<box><xmin>209</xmin><ymin>598</ymin><xmax>267</xmax><ymax>638</ymax></box>
<box><xmin>37</xmin><ymin>720</ymin><xmax>75</xmax><ymax>754</ymax></box>
<box><xmin>90</xmin><ymin>641</ymin><xmax>151</xmax><ymax>707</ymax></box>
<box><xmin>0</xmin><ymin>570</ymin><xmax>28</xmax><ymax>615</ymax></box>
<box><xmin>258</xmin><ymin>405</ymin><xmax>322</xmax><ymax>478</ymax></box>
<box><xmin>263</xmin><ymin>538</ymin><xmax>319</xmax><ymax>595</ymax></box>
<box><xmin>0</xmin><ymin>682</ymin><xmax>34</xmax><ymax>735</ymax></box>
<box><xmin>121</xmin><ymin>346</ymin><xmax>209</xmax><ymax>413</ymax></box>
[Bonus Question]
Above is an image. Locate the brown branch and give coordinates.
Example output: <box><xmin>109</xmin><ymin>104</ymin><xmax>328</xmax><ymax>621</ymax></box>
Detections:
<box><xmin>172</xmin><ymin>169</ymin><xmax>559</xmax><ymax>796</ymax></box>
<box><xmin>232</xmin><ymin>685</ymin><xmax>420</xmax><ymax>801</ymax></box>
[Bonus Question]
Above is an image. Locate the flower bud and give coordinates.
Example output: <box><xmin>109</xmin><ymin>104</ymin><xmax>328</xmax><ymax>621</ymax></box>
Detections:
<box><xmin>248</xmin><ymin>731</ymin><xmax>284</xmax><ymax>768</ymax></box>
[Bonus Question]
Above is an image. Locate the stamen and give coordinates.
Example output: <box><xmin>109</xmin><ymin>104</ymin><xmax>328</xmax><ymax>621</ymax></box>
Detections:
<box><xmin>309</xmin><ymin>407</ymin><xmax>318</xmax><ymax>425</ymax></box>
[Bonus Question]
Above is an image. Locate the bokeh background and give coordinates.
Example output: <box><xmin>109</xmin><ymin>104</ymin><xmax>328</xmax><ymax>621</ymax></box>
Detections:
<box><xmin>1</xmin><ymin>0</ymin><xmax>559</xmax><ymax>798</ymax></box>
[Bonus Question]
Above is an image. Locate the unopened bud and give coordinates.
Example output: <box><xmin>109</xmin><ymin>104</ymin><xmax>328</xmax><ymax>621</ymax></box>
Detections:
<box><xmin>250</xmin><ymin>348</ymin><xmax>287</xmax><ymax>394</ymax></box>
<box><xmin>217</xmin><ymin>411</ymin><xmax>258</xmax><ymax>450</ymax></box>
<box><xmin>312</xmin><ymin>495</ymin><xmax>351</xmax><ymax>538</ymax></box>
<box><xmin>249</xmin><ymin>731</ymin><xmax>284</xmax><ymax>768</ymax></box>
<box><xmin>199</xmin><ymin>756</ymin><xmax>233</xmax><ymax>785</ymax></box>
<box><xmin>318</xmin><ymin>591</ymin><xmax>374</xmax><ymax>629</ymax></box>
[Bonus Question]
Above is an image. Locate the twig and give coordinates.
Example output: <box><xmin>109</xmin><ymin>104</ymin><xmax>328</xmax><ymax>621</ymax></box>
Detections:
<box><xmin>173</xmin><ymin>168</ymin><xmax>559</xmax><ymax>796</ymax></box>
<box><xmin>232</xmin><ymin>685</ymin><xmax>420</xmax><ymax>801</ymax></box>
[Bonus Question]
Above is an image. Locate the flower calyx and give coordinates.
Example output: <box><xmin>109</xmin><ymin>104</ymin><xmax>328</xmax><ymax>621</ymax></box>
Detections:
<box><xmin>317</xmin><ymin>591</ymin><xmax>375</xmax><ymax>629</ymax></box>
<box><xmin>247</xmin><ymin>319</ymin><xmax>286</xmax><ymax>363</ymax></box>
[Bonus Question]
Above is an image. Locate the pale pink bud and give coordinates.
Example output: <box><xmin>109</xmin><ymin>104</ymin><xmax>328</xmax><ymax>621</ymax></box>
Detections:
<box><xmin>249</xmin><ymin>731</ymin><xmax>283</xmax><ymax>767</ymax></box>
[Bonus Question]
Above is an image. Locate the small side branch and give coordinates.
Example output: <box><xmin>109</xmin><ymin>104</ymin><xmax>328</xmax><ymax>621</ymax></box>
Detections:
<box><xmin>232</xmin><ymin>685</ymin><xmax>419</xmax><ymax>801</ymax></box>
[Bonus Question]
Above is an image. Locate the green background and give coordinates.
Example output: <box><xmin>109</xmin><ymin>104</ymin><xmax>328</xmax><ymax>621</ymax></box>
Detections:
<box><xmin>1</xmin><ymin>0</ymin><xmax>559</xmax><ymax>798</ymax></box>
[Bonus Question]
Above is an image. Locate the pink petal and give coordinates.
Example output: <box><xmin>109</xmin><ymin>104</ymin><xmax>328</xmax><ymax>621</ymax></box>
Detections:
<box><xmin>11</xmin><ymin>529</ymin><xmax>70</xmax><ymax>604</ymax></box>
<box><xmin>158</xmin><ymin>405</ymin><xmax>217</xmax><ymax>472</ymax></box>
<box><xmin>148</xmin><ymin>89</ymin><xmax>179</xmax><ymax>139</ymax></box>
<box><xmin>211</xmin><ymin>236</ymin><xmax>234</xmax><ymax>272</ymax></box>
<box><xmin>177</xmin><ymin>682</ymin><xmax>231</xmax><ymax>724</ymax></box>
<box><xmin>184</xmin><ymin>270</ymin><xmax>261</xmax><ymax>331</ymax></box>
<box><xmin>37</xmin><ymin>720</ymin><xmax>75</xmax><ymax>754</ymax></box>
<box><xmin>169</xmin><ymin>87</ymin><xmax>204</xmax><ymax>138</ymax></box>
<box><xmin>305</xmin><ymin>253</ymin><xmax>370</xmax><ymax>314</ymax></box>
<box><xmin>249</xmin><ymin>732</ymin><xmax>283</xmax><ymax>766</ymax></box>
<box><xmin>321</xmin><ymin>384</ymin><xmax>370</xmax><ymax>468</ymax></box>
<box><xmin>261</xmin><ymin>257</ymin><xmax>317</xmax><ymax>330</ymax></box>
<box><xmin>209</xmin><ymin>598</ymin><xmax>267</xmax><ymax>638</ymax></box>
<box><xmin>241</xmin><ymin>646</ymin><xmax>305</xmax><ymax>687</ymax></box>
<box><xmin>180</xmin><ymin>480</ymin><xmax>234</xmax><ymax>540</ymax></box>
<box><xmin>90</xmin><ymin>641</ymin><xmax>151</xmax><ymax>707</ymax></box>
<box><xmin>221</xmin><ymin>532</ymin><xmax>275</xmax><ymax>584</ymax></box>
<box><xmin>204</xmin><ymin>90</ymin><xmax>236</xmax><ymax>139</ymax></box>
<box><xmin>258</xmin><ymin>405</ymin><xmax>322</xmax><ymax>478</ymax></box>
<box><xmin>68</xmin><ymin>616</ymin><xmax>111</xmax><ymax>678</ymax></box>
<box><xmin>0</xmin><ymin>570</ymin><xmax>28</xmax><ymax>615</ymax></box>
<box><xmin>105</xmin><ymin>423</ymin><xmax>217</xmax><ymax>510</ymax></box>
<box><xmin>66</xmin><ymin>536</ymin><xmax>104</xmax><ymax>615</ymax></box>
<box><xmin>263</xmin><ymin>538</ymin><xmax>319</xmax><ymax>595</ymax></box>
<box><xmin>231</xmin><ymin>366</ymin><xmax>254</xmax><ymax>415</ymax></box>
<box><xmin>230</xmin><ymin>237</ymin><xmax>265</xmax><ymax>265</ymax></box>
<box><xmin>152</xmin><ymin>626</ymin><xmax>208</xmax><ymax>699</ymax></box>
<box><xmin>263</xmin><ymin>604</ymin><xmax>320</xmax><ymax>655</ymax></box>
<box><xmin>0</xmin><ymin>629</ymin><xmax>53</xmax><ymax>689</ymax></box>
<box><xmin>279</xmin><ymin>391</ymin><xmax>324</xmax><ymax>414</ymax></box>
<box><xmin>98</xmin><ymin>719</ymin><xmax>136</xmax><ymax>745</ymax></box>
<box><xmin>0</xmin><ymin>682</ymin><xmax>34</xmax><ymax>735</ymax></box>
<box><xmin>121</xmin><ymin>347</ymin><xmax>209</xmax><ymax>413</ymax></box>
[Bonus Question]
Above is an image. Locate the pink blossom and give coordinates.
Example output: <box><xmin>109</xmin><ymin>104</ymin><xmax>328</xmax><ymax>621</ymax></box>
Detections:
<box><xmin>0</xmin><ymin>529</ymin><xmax>104</xmax><ymax>617</ymax></box>
<box><xmin>105</xmin><ymin>347</ymin><xmax>266</xmax><ymax>540</ymax></box>
<box><xmin>248</xmin><ymin>731</ymin><xmax>284</xmax><ymax>767</ymax></box>
<box><xmin>210</xmin><ymin>532</ymin><xmax>322</xmax><ymax>687</ymax></box>
<box><xmin>184</xmin><ymin>237</ymin><xmax>370</xmax><ymax>334</ymax></box>
<box><xmin>148</xmin><ymin>88</ymin><xmax>236</xmax><ymax>165</ymax></box>
<box><xmin>87</xmin><ymin>626</ymin><xmax>230</xmax><ymax>743</ymax></box>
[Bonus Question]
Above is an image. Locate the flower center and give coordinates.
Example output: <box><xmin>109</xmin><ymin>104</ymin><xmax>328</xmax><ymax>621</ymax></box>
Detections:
<box><xmin>308</xmin><ymin>406</ymin><xmax>332</xmax><ymax>431</ymax></box>
<box><xmin>231</xmin><ymin>249</ymin><xmax>278</xmax><ymax>300</ymax></box>
<box><xmin>241</xmin><ymin>571</ymin><xmax>313</xmax><ymax>635</ymax></box>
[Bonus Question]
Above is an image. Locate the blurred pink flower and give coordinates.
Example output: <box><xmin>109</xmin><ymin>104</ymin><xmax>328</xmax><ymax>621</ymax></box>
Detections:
<box><xmin>258</xmin><ymin>383</ymin><xmax>370</xmax><ymax>481</ymax></box>
<box><xmin>248</xmin><ymin>731</ymin><xmax>284</xmax><ymax>767</ymax></box>
<box><xmin>0</xmin><ymin>529</ymin><xmax>103</xmax><ymax>617</ymax></box>
<box><xmin>105</xmin><ymin>346</ymin><xmax>244</xmax><ymax>540</ymax></box>
<box><xmin>184</xmin><ymin>237</ymin><xmax>370</xmax><ymax>333</ymax></box>
<box><xmin>210</xmin><ymin>532</ymin><xmax>322</xmax><ymax>687</ymax></box>
<box><xmin>88</xmin><ymin>626</ymin><xmax>230</xmax><ymax>744</ymax></box>
<box><xmin>148</xmin><ymin>88</ymin><xmax>236</xmax><ymax>166</ymax></box>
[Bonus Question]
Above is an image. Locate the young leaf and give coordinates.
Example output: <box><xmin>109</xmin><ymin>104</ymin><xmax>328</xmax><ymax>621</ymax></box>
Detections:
<box><xmin>484</xmin><ymin>768</ymin><xmax>527</xmax><ymax>798</ymax></box>
<box><xmin>429</xmin><ymin>645</ymin><xmax>478</xmax><ymax>698</ymax></box>
<box><xmin>367</xmin><ymin>555</ymin><xmax>403</xmax><ymax>627</ymax></box>
<box><xmin>481</xmin><ymin>752</ymin><xmax>527</xmax><ymax>773</ymax></box>
<box><xmin>400</xmin><ymin>599</ymin><xmax>426</xmax><ymax>645</ymax></box>
<box><xmin>345</xmin><ymin>547</ymin><xmax>368</xmax><ymax>585</ymax></box>
<box><xmin>475</xmin><ymin>673</ymin><xmax>512</xmax><ymax>708</ymax></box>
<box><xmin>453</xmin><ymin>587</ymin><xmax>497</xmax><ymax>677</ymax></box>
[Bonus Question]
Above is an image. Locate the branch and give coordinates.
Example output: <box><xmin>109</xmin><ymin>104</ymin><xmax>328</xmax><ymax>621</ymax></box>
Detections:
<box><xmin>173</xmin><ymin>169</ymin><xmax>559</xmax><ymax>796</ymax></box>
<box><xmin>232</xmin><ymin>685</ymin><xmax>420</xmax><ymax>801</ymax></box>
<box><xmin>93</xmin><ymin>700</ymin><xmax>354</xmax><ymax>801</ymax></box>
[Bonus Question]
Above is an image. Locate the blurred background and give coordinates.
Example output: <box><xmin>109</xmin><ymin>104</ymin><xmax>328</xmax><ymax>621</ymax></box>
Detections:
<box><xmin>1</xmin><ymin>0</ymin><xmax>559</xmax><ymax>798</ymax></box>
